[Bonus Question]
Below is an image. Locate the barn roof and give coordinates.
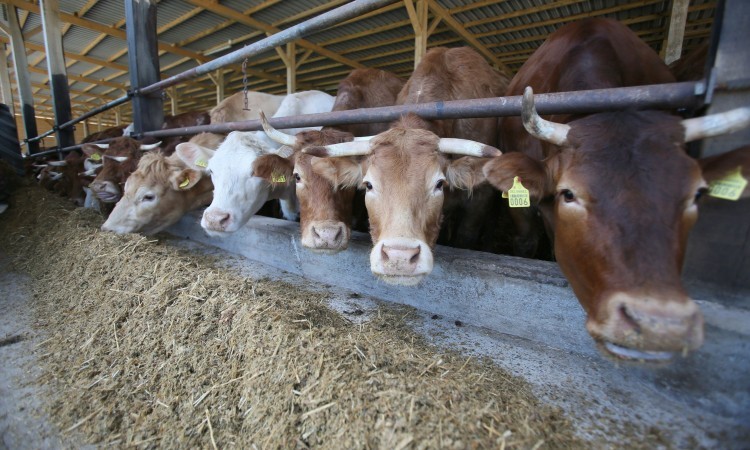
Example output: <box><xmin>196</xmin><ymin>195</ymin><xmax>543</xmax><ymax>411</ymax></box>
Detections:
<box><xmin>0</xmin><ymin>0</ymin><xmax>716</xmax><ymax>125</ymax></box>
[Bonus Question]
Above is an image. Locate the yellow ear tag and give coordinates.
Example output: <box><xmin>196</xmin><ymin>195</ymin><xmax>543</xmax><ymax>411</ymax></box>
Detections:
<box><xmin>179</xmin><ymin>178</ymin><xmax>190</xmax><ymax>189</ymax></box>
<box><xmin>195</xmin><ymin>159</ymin><xmax>208</xmax><ymax>168</ymax></box>
<box><xmin>506</xmin><ymin>176</ymin><xmax>531</xmax><ymax>208</ymax></box>
<box><xmin>89</xmin><ymin>153</ymin><xmax>101</xmax><ymax>161</ymax></box>
<box><xmin>708</xmin><ymin>167</ymin><xmax>747</xmax><ymax>201</ymax></box>
<box><xmin>271</xmin><ymin>172</ymin><xmax>286</xmax><ymax>183</ymax></box>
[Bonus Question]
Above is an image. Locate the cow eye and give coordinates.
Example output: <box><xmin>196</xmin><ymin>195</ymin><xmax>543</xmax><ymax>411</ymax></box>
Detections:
<box><xmin>142</xmin><ymin>194</ymin><xmax>155</xmax><ymax>202</ymax></box>
<box><xmin>364</xmin><ymin>181</ymin><xmax>373</xmax><ymax>191</ymax></box>
<box><xmin>435</xmin><ymin>179</ymin><xmax>445</xmax><ymax>190</ymax></box>
<box><xmin>294</xmin><ymin>172</ymin><xmax>301</xmax><ymax>182</ymax></box>
<box><xmin>694</xmin><ymin>187</ymin><xmax>709</xmax><ymax>203</ymax></box>
<box><xmin>560</xmin><ymin>189</ymin><xmax>575</xmax><ymax>203</ymax></box>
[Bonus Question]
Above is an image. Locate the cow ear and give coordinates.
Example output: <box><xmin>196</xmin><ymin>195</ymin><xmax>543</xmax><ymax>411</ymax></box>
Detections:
<box><xmin>310</xmin><ymin>156</ymin><xmax>363</xmax><ymax>189</ymax></box>
<box><xmin>482</xmin><ymin>153</ymin><xmax>551</xmax><ymax>201</ymax></box>
<box><xmin>81</xmin><ymin>143</ymin><xmax>103</xmax><ymax>158</ymax></box>
<box><xmin>175</xmin><ymin>142</ymin><xmax>215</xmax><ymax>171</ymax></box>
<box><xmin>699</xmin><ymin>145</ymin><xmax>750</xmax><ymax>199</ymax></box>
<box><xmin>169</xmin><ymin>168</ymin><xmax>202</xmax><ymax>191</ymax></box>
<box><xmin>446</xmin><ymin>157</ymin><xmax>490</xmax><ymax>190</ymax></box>
<box><xmin>252</xmin><ymin>154</ymin><xmax>294</xmax><ymax>185</ymax></box>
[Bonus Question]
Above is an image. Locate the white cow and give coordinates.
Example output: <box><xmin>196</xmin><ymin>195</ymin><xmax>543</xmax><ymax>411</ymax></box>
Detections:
<box><xmin>176</xmin><ymin>90</ymin><xmax>335</xmax><ymax>237</ymax></box>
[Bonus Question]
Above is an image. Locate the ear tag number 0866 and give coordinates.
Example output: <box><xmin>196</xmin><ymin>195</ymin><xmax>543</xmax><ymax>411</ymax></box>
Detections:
<box><xmin>502</xmin><ymin>176</ymin><xmax>531</xmax><ymax>208</ymax></box>
<box><xmin>708</xmin><ymin>167</ymin><xmax>747</xmax><ymax>201</ymax></box>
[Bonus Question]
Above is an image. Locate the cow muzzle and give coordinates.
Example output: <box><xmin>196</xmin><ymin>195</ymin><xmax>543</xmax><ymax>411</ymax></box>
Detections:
<box><xmin>370</xmin><ymin>237</ymin><xmax>433</xmax><ymax>286</ymax></box>
<box><xmin>302</xmin><ymin>220</ymin><xmax>349</xmax><ymax>253</ymax></box>
<box><xmin>587</xmin><ymin>292</ymin><xmax>704</xmax><ymax>363</ymax></box>
<box><xmin>91</xmin><ymin>180</ymin><xmax>121</xmax><ymax>203</ymax></box>
<box><xmin>201</xmin><ymin>208</ymin><xmax>236</xmax><ymax>235</ymax></box>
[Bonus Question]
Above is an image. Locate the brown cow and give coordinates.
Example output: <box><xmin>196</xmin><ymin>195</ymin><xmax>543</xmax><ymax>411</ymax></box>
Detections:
<box><xmin>81</xmin><ymin>125</ymin><xmax>127</xmax><ymax>144</ymax></box>
<box><xmin>209</xmin><ymin>91</ymin><xmax>285</xmax><ymax>124</ymax></box>
<box><xmin>305</xmin><ymin>48</ymin><xmax>506</xmax><ymax>284</ymax></box>
<box><xmin>256</xmin><ymin>68</ymin><xmax>405</xmax><ymax>252</ymax></box>
<box><xmin>83</xmin><ymin>137</ymin><xmax>161</xmax><ymax>205</ymax></box>
<box><xmin>482</xmin><ymin>18</ymin><xmax>750</xmax><ymax>362</ymax></box>
<box><xmin>158</xmin><ymin>111</ymin><xmax>212</xmax><ymax>155</ymax></box>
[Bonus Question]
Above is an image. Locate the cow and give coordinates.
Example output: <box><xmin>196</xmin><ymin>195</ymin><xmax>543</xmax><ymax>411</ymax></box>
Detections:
<box><xmin>480</xmin><ymin>18</ymin><xmax>750</xmax><ymax>362</ymax></box>
<box><xmin>176</xmin><ymin>90</ymin><xmax>336</xmax><ymax>237</ymax></box>
<box><xmin>303</xmin><ymin>47</ymin><xmax>507</xmax><ymax>284</ymax></box>
<box><xmin>256</xmin><ymin>68</ymin><xmax>405</xmax><ymax>252</ymax></box>
<box><xmin>210</xmin><ymin>90</ymin><xmax>285</xmax><ymax>124</ymax></box>
<box><xmin>157</xmin><ymin>111</ymin><xmax>212</xmax><ymax>155</ymax></box>
<box><xmin>83</xmin><ymin>137</ymin><xmax>161</xmax><ymax>206</ymax></box>
<box><xmin>81</xmin><ymin>124</ymin><xmax>128</xmax><ymax>144</ymax></box>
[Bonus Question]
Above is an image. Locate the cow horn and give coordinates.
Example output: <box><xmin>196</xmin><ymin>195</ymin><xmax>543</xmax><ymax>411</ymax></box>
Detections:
<box><xmin>302</xmin><ymin>140</ymin><xmax>372</xmax><ymax>157</ymax></box>
<box><xmin>49</xmin><ymin>172</ymin><xmax>63</xmax><ymax>181</ymax></box>
<box><xmin>522</xmin><ymin>86</ymin><xmax>570</xmax><ymax>146</ymax></box>
<box><xmin>104</xmin><ymin>155</ymin><xmax>129</xmax><ymax>163</ymax></box>
<box><xmin>259</xmin><ymin>111</ymin><xmax>297</xmax><ymax>146</ymax></box>
<box><xmin>93</xmin><ymin>143</ymin><xmax>109</xmax><ymax>149</ymax></box>
<box><xmin>32</xmin><ymin>164</ymin><xmax>48</xmax><ymax>168</ymax></box>
<box><xmin>682</xmin><ymin>107</ymin><xmax>750</xmax><ymax>142</ymax></box>
<box><xmin>140</xmin><ymin>141</ymin><xmax>161</xmax><ymax>150</ymax></box>
<box><xmin>437</xmin><ymin>138</ymin><xmax>502</xmax><ymax>157</ymax></box>
<box><xmin>48</xmin><ymin>160</ymin><xmax>67</xmax><ymax>167</ymax></box>
<box><xmin>79</xmin><ymin>168</ymin><xmax>99</xmax><ymax>177</ymax></box>
<box><xmin>353</xmin><ymin>136</ymin><xmax>375</xmax><ymax>141</ymax></box>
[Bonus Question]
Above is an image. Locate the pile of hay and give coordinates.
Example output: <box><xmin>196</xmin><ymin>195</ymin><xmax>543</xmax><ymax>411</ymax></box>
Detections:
<box><xmin>0</xmin><ymin>186</ymin><xmax>583</xmax><ymax>448</ymax></box>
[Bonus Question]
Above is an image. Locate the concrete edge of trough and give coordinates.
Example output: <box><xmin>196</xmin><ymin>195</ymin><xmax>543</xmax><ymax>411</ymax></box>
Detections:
<box><xmin>167</xmin><ymin>212</ymin><xmax>750</xmax><ymax>358</ymax></box>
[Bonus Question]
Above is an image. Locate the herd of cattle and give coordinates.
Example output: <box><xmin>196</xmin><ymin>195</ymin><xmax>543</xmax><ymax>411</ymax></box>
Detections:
<box><xmin>23</xmin><ymin>19</ymin><xmax>750</xmax><ymax>364</ymax></box>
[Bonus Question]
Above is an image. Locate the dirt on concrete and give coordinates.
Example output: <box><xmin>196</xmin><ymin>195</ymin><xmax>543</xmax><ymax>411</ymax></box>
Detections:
<box><xmin>0</xmin><ymin>186</ymin><xmax>585</xmax><ymax>448</ymax></box>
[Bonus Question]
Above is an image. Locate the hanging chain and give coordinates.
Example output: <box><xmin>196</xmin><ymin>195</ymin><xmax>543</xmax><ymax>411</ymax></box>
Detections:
<box><xmin>242</xmin><ymin>56</ymin><xmax>251</xmax><ymax>111</ymax></box>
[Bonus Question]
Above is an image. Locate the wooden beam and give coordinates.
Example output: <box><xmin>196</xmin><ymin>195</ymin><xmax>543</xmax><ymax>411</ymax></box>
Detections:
<box><xmin>662</xmin><ymin>0</ymin><xmax>690</xmax><ymax>64</ymax></box>
<box><xmin>40</xmin><ymin>0</ymin><xmax>75</xmax><ymax>147</ymax></box>
<box><xmin>404</xmin><ymin>0</ymin><xmax>428</xmax><ymax>69</ymax></box>
<box><xmin>286</xmin><ymin>42</ymin><xmax>295</xmax><ymax>94</ymax></box>
<box><xmin>425</xmin><ymin>0</ymin><xmax>511</xmax><ymax>76</ymax></box>
<box><xmin>184</xmin><ymin>0</ymin><xmax>366</xmax><ymax>70</ymax></box>
<box><xmin>4</xmin><ymin>3</ymin><xmax>38</xmax><ymax>152</ymax></box>
<box><xmin>0</xmin><ymin>45</ymin><xmax>14</xmax><ymax>115</ymax></box>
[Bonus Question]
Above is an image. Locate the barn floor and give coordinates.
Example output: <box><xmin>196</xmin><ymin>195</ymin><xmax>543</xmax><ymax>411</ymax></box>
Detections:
<box><xmin>1</xmin><ymin>187</ymin><xmax>748</xmax><ymax>448</ymax></box>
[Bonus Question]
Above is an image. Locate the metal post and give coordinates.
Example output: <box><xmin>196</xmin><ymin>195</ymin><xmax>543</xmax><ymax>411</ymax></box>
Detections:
<box><xmin>40</xmin><ymin>0</ymin><xmax>75</xmax><ymax>149</ymax></box>
<box><xmin>683</xmin><ymin>0</ymin><xmax>750</xmax><ymax>290</ymax></box>
<box><xmin>5</xmin><ymin>4</ymin><xmax>38</xmax><ymax>154</ymax></box>
<box><xmin>125</xmin><ymin>0</ymin><xmax>163</xmax><ymax>135</ymax></box>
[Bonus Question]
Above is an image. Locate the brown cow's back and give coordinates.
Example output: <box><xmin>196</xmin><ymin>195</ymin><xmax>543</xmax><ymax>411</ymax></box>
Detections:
<box><xmin>332</xmin><ymin>68</ymin><xmax>406</xmax><ymax>137</ymax></box>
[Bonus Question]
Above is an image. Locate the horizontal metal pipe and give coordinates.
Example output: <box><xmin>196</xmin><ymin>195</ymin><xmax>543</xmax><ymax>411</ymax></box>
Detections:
<box><xmin>27</xmin><ymin>94</ymin><xmax>130</xmax><ymax>145</ymax></box>
<box><xmin>28</xmin><ymin>82</ymin><xmax>704</xmax><ymax>158</ymax></box>
<box><xmin>138</xmin><ymin>82</ymin><xmax>704</xmax><ymax>139</ymax></box>
<box><xmin>139</xmin><ymin>0</ymin><xmax>396</xmax><ymax>96</ymax></box>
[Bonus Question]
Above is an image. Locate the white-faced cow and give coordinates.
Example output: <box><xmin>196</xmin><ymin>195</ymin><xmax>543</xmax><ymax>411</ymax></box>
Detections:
<box><xmin>256</xmin><ymin>68</ymin><xmax>405</xmax><ymax>252</ymax></box>
<box><xmin>481</xmin><ymin>18</ymin><xmax>750</xmax><ymax>362</ymax></box>
<box><xmin>101</xmin><ymin>132</ymin><xmax>222</xmax><ymax>235</ymax></box>
<box><xmin>176</xmin><ymin>90</ymin><xmax>335</xmax><ymax>236</ymax></box>
<box><xmin>305</xmin><ymin>47</ymin><xmax>507</xmax><ymax>285</ymax></box>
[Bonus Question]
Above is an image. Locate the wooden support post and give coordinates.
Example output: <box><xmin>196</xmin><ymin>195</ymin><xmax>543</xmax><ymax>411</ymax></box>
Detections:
<box><xmin>286</xmin><ymin>42</ymin><xmax>296</xmax><ymax>94</ymax></box>
<box><xmin>662</xmin><ymin>0</ymin><xmax>690</xmax><ymax>64</ymax></box>
<box><xmin>216</xmin><ymin>68</ymin><xmax>224</xmax><ymax>104</ymax></box>
<box><xmin>405</xmin><ymin>0</ymin><xmax>428</xmax><ymax>69</ymax></box>
<box><xmin>0</xmin><ymin>44</ymin><xmax>14</xmax><ymax>116</ymax></box>
<box><xmin>168</xmin><ymin>86</ymin><xmax>178</xmax><ymax>115</ymax></box>
<box><xmin>125</xmin><ymin>0</ymin><xmax>163</xmax><ymax>136</ymax></box>
<box><xmin>5</xmin><ymin>4</ymin><xmax>38</xmax><ymax>153</ymax></box>
<box><xmin>40</xmin><ymin>0</ymin><xmax>75</xmax><ymax>149</ymax></box>
<box><xmin>114</xmin><ymin>105</ymin><xmax>121</xmax><ymax>125</ymax></box>
<box><xmin>683</xmin><ymin>0</ymin><xmax>750</xmax><ymax>289</ymax></box>
<box><xmin>82</xmin><ymin>119</ymin><xmax>88</xmax><ymax>137</ymax></box>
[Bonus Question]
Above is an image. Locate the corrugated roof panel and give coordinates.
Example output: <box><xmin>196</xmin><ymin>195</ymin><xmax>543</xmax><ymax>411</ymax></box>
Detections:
<box><xmin>62</xmin><ymin>26</ymin><xmax>105</xmax><ymax>55</ymax></box>
<box><xmin>86</xmin><ymin>36</ymin><xmax>127</xmax><ymax>60</ymax></box>
<box><xmin>181</xmin><ymin>23</ymin><xmax>252</xmax><ymax>52</ymax></box>
<box><xmin>20</xmin><ymin>12</ymin><xmax>41</xmax><ymax>34</ymax></box>
<box><xmin>159</xmin><ymin>10</ymin><xmax>234</xmax><ymax>46</ymax></box>
<box><xmin>82</xmin><ymin>0</ymin><xmax>125</xmax><ymax>27</ymax></box>
<box><xmin>154</xmin><ymin>0</ymin><xmax>198</xmax><ymax>34</ymax></box>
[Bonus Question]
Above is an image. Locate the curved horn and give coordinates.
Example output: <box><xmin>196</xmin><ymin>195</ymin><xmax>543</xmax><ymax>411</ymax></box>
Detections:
<box><xmin>48</xmin><ymin>160</ymin><xmax>68</xmax><ymax>167</ymax></box>
<box><xmin>522</xmin><ymin>86</ymin><xmax>570</xmax><ymax>146</ymax></box>
<box><xmin>79</xmin><ymin>168</ymin><xmax>100</xmax><ymax>177</ymax></box>
<box><xmin>92</xmin><ymin>143</ymin><xmax>109</xmax><ymax>149</ymax></box>
<box><xmin>259</xmin><ymin>110</ymin><xmax>297</xmax><ymax>146</ymax></box>
<box><xmin>140</xmin><ymin>141</ymin><xmax>161</xmax><ymax>151</ymax></box>
<box><xmin>49</xmin><ymin>172</ymin><xmax>63</xmax><ymax>181</ymax></box>
<box><xmin>104</xmin><ymin>155</ymin><xmax>129</xmax><ymax>163</ymax></box>
<box><xmin>353</xmin><ymin>136</ymin><xmax>375</xmax><ymax>141</ymax></box>
<box><xmin>302</xmin><ymin>140</ymin><xmax>372</xmax><ymax>157</ymax></box>
<box><xmin>683</xmin><ymin>107</ymin><xmax>750</xmax><ymax>142</ymax></box>
<box><xmin>438</xmin><ymin>138</ymin><xmax>502</xmax><ymax>157</ymax></box>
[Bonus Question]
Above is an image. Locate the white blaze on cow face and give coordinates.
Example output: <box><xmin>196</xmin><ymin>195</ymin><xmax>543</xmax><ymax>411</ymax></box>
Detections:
<box><xmin>309</xmin><ymin>122</ymin><xmax>493</xmax><ymax>285</ymax></box>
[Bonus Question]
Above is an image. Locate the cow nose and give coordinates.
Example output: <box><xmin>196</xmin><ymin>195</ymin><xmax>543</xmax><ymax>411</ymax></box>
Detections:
<box><xmin>381</xmin><ymin>244</ymin><xmax>421</xmax><ymax>272</ymax></box>
<box><xmin>204</xmin><ymin>209</ymin><xmax>232</xmax><ymax>231</ymax></box>
<box><xmin>311</xmin><ymin>222</ymin><xmax>345</xmax><ymax>249</ymax></box>
<box><xmin>591</xmin><ymin>293</ymin><xmax>704</xmax><ymax>354</ymax></box>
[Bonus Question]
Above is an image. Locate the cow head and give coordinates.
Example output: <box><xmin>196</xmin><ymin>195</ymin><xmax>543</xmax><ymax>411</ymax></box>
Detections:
<box><xmin>102</xmin><ymin>152</ymin><xmax>212</xmax><ymax>235</ymax></box>
<box><xmin>257</xmin><ymin>112</ymin><xmax>358</xmax><ymax>253</ymax></box>
<box><xmin>307</xmin><ymin>114</ymin><xmax>499</xmax><ymax>285</ymax></box>
<box><xmin>176</xmin><ymin>130</ymin><xmax>296</xmax><ymax>237</ymax></box>
<box><xmin>483</xmin><ymin>87</ymin><xmax>750</xmax><ymax>362</ymax></box>
<box><xmin>83</xmin><ymin>137</ymin><xmax>161</xmax><ymax>204</ymax></box>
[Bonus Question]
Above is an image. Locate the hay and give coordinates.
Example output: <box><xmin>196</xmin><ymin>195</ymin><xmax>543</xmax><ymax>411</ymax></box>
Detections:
<box><xmin>0</xmin><ymin>186</ymin><xmax>584</xmax><ymax>449</ymax></box>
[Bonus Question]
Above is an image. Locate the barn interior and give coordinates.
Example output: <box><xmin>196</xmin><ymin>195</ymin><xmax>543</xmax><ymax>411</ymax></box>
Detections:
<box><xmin>1</xmin><ymin>0</ymin><xmax>749</xmax><ymax>448</ymax></box>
